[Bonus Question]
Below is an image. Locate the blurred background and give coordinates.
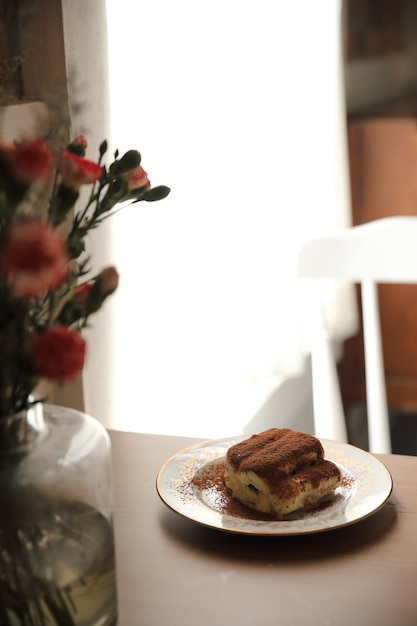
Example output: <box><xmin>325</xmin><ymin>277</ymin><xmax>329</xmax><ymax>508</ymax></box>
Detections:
<box><xmin>3</xmin><ymin>0</ymin><xmax>417</xmax><ymax>452</ymax></box>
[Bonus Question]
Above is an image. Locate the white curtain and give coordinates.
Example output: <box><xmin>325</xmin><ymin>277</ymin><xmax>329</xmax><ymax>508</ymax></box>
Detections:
<box><xmin>65</xmin><ymin>1</ymin><xmax>355</xmax><ymax>437</ymax></box>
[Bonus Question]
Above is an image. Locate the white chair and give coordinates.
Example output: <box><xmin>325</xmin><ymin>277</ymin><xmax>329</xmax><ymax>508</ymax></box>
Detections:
<box><xmin>297</xmin><ymin>215</ymin><xmax>417</xmax><ymax>454</ymax></box>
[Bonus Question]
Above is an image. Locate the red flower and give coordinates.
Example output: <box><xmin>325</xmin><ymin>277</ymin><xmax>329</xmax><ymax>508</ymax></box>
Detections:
<box><xmin>122</xmin><ymin>165</ymin><xmax>150</xmax><ymax>190</ymax></box>
<box><xmin>10</xmin><ymin>139</ymin><xmax>55</xmax><ymax>182</ymax></box>
<box><xmin>31</xmin><ymin>325</ymin><xmax>86</xmax><ymax>382</ymax></box>
<box><xmin>59</xmin><ymin>150</ymin><xmax>104</xmax><ymax>189</ymax></box>
<box><xmin>1</xmin><ymin>220</ymin><xmax>68</xmax><ymax>298</ymax></box>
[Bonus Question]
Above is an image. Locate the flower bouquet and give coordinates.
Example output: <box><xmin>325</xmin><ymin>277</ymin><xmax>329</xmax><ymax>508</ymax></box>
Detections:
<box><xmin>0</xmin><ymin>131</ymin><xmax>170</xmax><ymax>624</ymax></box>
<box><xmin>0</xmin><ymin>133</ymin><xmax>170</xmax><ymax>417</ymax></box>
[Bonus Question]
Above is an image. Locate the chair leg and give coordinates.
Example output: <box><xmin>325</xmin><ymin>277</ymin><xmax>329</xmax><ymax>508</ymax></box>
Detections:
<box><xmin>306</xmin><ymin>285</ymin><xmax>348</xmax><ymax>443</ymax></box>
<box><xmin>361</xmin><ymin>280</ymin><xmax>391</xmax><ymax>454</ymax></box>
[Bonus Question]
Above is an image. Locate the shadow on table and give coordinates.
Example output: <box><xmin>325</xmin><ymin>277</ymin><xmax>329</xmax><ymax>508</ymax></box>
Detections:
<box><xmin>158</xmin><ymin>498</ymin><xmax>397</xmax><ymax>565</ymax></box>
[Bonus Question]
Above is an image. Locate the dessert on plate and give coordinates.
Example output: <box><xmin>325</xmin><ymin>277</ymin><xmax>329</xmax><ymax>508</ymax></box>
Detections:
<box><xmin>225</xmin><ymin>428</ymin><xmax>342</xmax><ymax>519</ymax></box>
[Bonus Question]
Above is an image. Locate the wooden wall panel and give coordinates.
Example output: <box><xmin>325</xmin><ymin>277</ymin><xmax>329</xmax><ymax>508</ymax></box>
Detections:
<box><xmin>339</xmin><ymin>114</ymin><xmax>417</xmax><ymax>413</ymax></box>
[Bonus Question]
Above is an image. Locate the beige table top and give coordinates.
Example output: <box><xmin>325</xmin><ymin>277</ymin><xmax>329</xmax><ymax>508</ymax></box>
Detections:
<box><xmin>109</xmin><ymin>430</ymin><xmax>417</xmax><ymax>626</ymax></box>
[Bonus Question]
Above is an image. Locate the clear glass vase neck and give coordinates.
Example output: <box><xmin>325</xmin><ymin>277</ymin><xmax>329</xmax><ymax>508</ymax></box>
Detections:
<box><xmin>0</xmin><ymin>400</ymin><xmax>46</xmax><ymax>461</ymax></box>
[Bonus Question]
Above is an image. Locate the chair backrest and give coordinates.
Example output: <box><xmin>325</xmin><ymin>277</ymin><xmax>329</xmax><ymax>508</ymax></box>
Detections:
<box><xmin>297</xmin><ymin>215</ymin><xmax>417</xmax><ymax>454</ymax></box>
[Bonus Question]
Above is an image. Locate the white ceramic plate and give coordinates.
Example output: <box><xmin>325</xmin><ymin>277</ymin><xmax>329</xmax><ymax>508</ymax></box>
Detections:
<box><xmin>156</xmin><ymin>436</ymin><xmax>393</xmax><ymax>535</ymax></box>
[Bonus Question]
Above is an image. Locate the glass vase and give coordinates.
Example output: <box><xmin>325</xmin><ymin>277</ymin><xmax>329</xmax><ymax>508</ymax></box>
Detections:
<box><xmin>0</xmin><ymin>402</ymin><xmax>118</xmax><ymax>626</ymax></box>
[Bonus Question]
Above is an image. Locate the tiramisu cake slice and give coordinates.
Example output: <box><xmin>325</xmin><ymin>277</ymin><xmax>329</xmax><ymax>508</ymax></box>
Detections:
<box><xmin>225</xmin><ymin>428</ymin><xmax>341</xmax><ymax>519</ymax></box>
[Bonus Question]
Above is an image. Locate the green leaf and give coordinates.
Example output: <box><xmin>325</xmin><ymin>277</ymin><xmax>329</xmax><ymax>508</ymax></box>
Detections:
<box><xmin>99</xmin><ymin>140</ymin><xmax>108</xmax><ymax>158</ymax></box>
<box><xmin>67</xmin><ymin>233</ymin><xmax>86</xmax><ymax>260</ymax></box>
<box><xmin>143</xmin><ymin>185</ymin><xmax>171</xmax><ymax>202</ymax></box>
<box><xmin>49</xmin><ymin>184</ymin><xmax>79</xmax><ymax>226</ymax></box>
<box><xmin>65</xmin><ymin>143</ymin><xmax>85</xmax><ymax>157</ymax></box>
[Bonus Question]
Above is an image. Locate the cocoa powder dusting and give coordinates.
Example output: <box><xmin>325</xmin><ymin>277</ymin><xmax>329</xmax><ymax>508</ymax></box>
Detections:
<box><xmin>269</xmin><ymin>459</ymin><xmax>341</xmax><ymax>500</ymax></box>
<box><xmin>190</xmin><ymin>458</ymin><xmax>339</xmax><ymax>521</ymax></box>
<box><xmin>226</xmin><ymin>428</ymin><xmax>324</xmax><ymax>482</ymax></box>
<box><xmin>191</xmin><ymin>459</ymin><xmax>274</xmax><ymax>521</ymax></box>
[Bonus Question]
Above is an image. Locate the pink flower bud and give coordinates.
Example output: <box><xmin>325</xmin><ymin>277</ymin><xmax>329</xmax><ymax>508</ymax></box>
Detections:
<box><xmin>72</xmin><ymin>135</ymin><xmax>88</xmax><ymax>150</ymax></box>
<box><xmin>97</xmin><ymin>266</ymin><xmax>119</xmax><ymax>296</ymax></box>
<box><xmin>73</xmin><ymin>282</ymin><xmax>93</xmax><ymax>309</ymax></box>
<box><xmin>122</xmin><ymin>165</ymin><xmax>151</xmax><ymax>190</ymax></box>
